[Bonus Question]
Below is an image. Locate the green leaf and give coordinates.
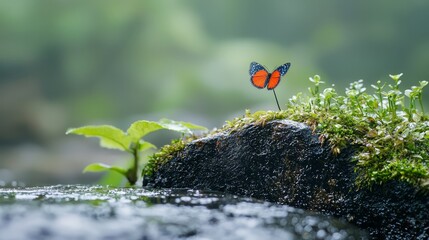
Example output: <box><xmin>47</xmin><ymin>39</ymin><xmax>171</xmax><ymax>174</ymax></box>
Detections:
<box><xmin>66</xmin><ymin>125</ymin><xmax>131</xmax><ymax>151</ymax></box>
<box><xmin>139</xmin><ymin>141</ymin><xmax>157</xmax><ymax>152</ymax></box>
<box><xmin>83</xmin><ymin>163</ymin><xmax>127</xmax><ymax>176</ymax></box>
<box><xmin>158</xmin><ymin>118</ymin><xmax>208</xmax><ymax>135</ymax></box>
<box><xmin>175</xmin><ymin>121</ymin><xmax>207</xmax><ymax>131</ymax></box>
<box><xmin>127</xmin><ymin>120</ymin><xmax>165</xmax><ymax>142</ymax></box>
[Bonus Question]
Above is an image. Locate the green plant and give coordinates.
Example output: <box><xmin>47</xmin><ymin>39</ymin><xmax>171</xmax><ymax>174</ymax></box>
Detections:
<box><xmin>285</xmin><ymin>73</ymin><xmax>429</xmax><ymax>189</ymax></box>
<box><xmin>66</xmin><ymin>118</ymin><xmax>207</xmax><ymax>186</ymax></box>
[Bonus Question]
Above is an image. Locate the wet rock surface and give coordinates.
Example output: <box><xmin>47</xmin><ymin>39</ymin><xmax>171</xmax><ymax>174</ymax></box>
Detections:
<box><xmin>145</xmin><ymin>120</ymin><xmax>429</xmax><ymax>239</ymax></box>
<box><xmin>0</xmin><ymin>185</ymin><xmax>365</xmax><ymax>240</ymax></box>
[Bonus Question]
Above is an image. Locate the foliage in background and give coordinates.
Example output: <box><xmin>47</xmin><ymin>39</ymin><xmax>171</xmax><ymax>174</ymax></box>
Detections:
<box><xmin>66</xmin><ymin>119</ymin><xmax>206</xmax><ymax>186</ymax></box>
<box><xmin>2</xmin><ymin>0</ymin><xmax>429</xmax><ymax>186</ymax></box>
<box><xmin>2</xmin><ymin>1</ymin><xmax>429</xmax><ymax>146</ymax></box>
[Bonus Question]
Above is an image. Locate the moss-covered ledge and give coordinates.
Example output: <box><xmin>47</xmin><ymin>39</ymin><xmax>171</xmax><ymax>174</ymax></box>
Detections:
<box><xmin>142</xmin><ymin>74</ymin><xmax>429</xmax><ymax>238</ymax></box>
<box><xmin>146</xmin><ymin>74</ymin><xmax>429</xmax><ymax>190</ymax></box>
<box><xmin>143</xmin><ymin>118</ymin><xmax>428</xmax><ymax>239</ymax></box>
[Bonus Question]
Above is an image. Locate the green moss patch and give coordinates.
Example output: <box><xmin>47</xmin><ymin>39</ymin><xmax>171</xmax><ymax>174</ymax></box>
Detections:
<box><xmin>143</xmin><ymin>139</ymin><xmax>188</xmax><ymax>177</ymax></box>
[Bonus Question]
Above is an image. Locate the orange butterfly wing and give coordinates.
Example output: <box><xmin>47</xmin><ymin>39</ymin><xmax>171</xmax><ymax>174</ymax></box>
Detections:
<box><xmin>267</xmin><ymin>63</ymin><xmax>291</xmax><ymax>90</ymax></box>
<box><xmin>251</xmin><ymin>69</ymin><xmax>269</xmax><ymax>88</ymax></box>
<box><xmin>267</xmin><ymin>70</ymin><xmax>281</xmax><ymax>90</ymax></box>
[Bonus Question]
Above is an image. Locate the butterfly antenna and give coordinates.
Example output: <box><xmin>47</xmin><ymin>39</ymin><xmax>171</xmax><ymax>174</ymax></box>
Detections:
<box><xmin>272</xmin><ymin>89</ymin><xmax>281</xmax><ymax>111</ymax></box>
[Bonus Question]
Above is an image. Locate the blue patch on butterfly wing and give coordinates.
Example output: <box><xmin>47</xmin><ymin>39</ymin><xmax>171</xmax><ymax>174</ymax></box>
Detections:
<box><xmin>249</xmin><ymin>62</ymin><xmax>267</xmax><ymax>76</ymax></box>
<box><xmin>276</xmin><ymin>63</ymin><xmax>291</xmax><ymax>76</ymax></box>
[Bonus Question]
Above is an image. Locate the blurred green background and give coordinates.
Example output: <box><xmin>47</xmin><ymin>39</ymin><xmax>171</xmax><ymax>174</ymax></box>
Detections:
<box><xmin>1</xmin><ymin>0</ymin><xmax>429</xmax><ymax>186</ymax></box>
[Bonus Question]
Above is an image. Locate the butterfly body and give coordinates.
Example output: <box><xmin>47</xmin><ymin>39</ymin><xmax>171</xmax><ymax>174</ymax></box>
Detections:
<box><xmin>249</xmin><ymin>62</ymin><xmax>291</xmax><ymax>90</ymax></box>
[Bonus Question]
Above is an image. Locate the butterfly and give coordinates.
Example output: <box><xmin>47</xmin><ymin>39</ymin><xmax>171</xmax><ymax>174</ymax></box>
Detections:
<box><xmin>249</xmin><ymin>62</ymin><xmax>291</xmax><ymax>90</ymax></box>
<box><xmin>249</xmin><ymin>62</ymin><xmax>291</xmax><ymax>110</ymax></box>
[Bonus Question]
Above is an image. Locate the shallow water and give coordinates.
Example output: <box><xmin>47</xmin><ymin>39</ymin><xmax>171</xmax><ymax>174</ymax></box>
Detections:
<box><xmin>0</xmin><ymin>185</ymin><xmax>366</xmax><ymax>240</ymax></box>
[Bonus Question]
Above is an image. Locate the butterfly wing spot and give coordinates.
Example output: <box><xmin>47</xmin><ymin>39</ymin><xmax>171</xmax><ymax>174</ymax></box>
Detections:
<box><xmin>249</xmin><ymin>62</ymin><xmax>267</xmax><ymax>75</ymax></box>
<box><xmin>276</xmin><ymin>63</ymin><xmax>291</xmax><ymax>76</ymax></box>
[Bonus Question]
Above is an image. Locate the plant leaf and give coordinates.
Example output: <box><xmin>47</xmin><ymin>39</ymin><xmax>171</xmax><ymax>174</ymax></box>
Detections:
<box><xmin>66</xmin><ymin>125</ymin><xmax>131</xmax><ymax>151</ymax></box>
<box><xmin>174</xmin><ymin>120</ymin><xmax>208</xmax><ymax>131</ymax></box>
<box><xmin>127</xmin><ymin>120</ymin><xmax>165</xmax><ymax>142</ymax></box>
<box><xmin>158</xmin><ymin>118</ymin><xmax>207</xmax><ymax>135</ymax></box>
<box><xmin>139</xmin><ymin>140</ymin><xmax>157</xmax><ymax>152</ymax></box>
<box><xmin>83</xmin><ymin>163</ymin><xmax>127</xmax><ymax>176</ymax></box>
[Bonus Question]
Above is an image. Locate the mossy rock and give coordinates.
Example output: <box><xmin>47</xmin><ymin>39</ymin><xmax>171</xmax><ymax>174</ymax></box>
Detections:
<box><xmin>143</xmin><ymin>120</ymin><xmax>429</xmax><ymax>239</ymax></box>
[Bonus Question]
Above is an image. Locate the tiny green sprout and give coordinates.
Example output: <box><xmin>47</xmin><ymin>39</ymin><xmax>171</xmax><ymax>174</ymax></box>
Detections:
<box><xmin>289</xmin><ymin>93</ymin><xmax>302</xmax><ymax>105</ymax></box>
<box><xmin>320</xmin><ymin>88</ymin><xmax>336</xmax><ymax>110</ymax></box>
<box><xmin>308</xmin><ymin>75</ymin><xmax>326</xmax><ymax>111</ymax></box>
<box><xmin>406</xmin><ymin>81</ymin><xmax>429</xmax><ymax>116</ymax></box>
<box><xmin>389</xmin><ymin>73</ymin><xmax>403</xmax><ymax>82</ymax></box>
<box><xmin>308</xmin><ymin>75</ymin><xmax>324</xmax><ymax>96</ymax></box>
<box><xmin>67</xmin><ymin>119</ymin><xmax>207</xmax><ymax>186</ymax></box>
<box><xmin>309</xmin><ymin>75</ymin><xmax>324</xmax><ymax>85</ymax></box>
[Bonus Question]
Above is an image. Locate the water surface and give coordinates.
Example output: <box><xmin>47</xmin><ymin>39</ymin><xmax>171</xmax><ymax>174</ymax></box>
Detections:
<box><xmin>0</xmin><ymin>185</ymin><xmax>366</xmax><ymax>240</ymax></box>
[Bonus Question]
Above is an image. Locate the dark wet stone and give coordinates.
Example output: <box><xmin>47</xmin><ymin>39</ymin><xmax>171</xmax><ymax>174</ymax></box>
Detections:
<box><xmin>144</xmin><ymin>120</ymin><xmax>429</xmax><ymax>239</ymax></box>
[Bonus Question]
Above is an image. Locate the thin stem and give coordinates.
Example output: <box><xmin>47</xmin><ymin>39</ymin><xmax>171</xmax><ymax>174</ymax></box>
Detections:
<box><xmin>419</xmin><ymin>95</ymin><xmax>425</xmax><ymax>115</ymax></box>
<box><xmin>126</xmin><ymin>143</ymin><xmax>140</xmax><ymax>185</ymax></box>
<box><xmin>273</xmin><ymin>89</ymin><xmax>281</xmax><ymax>111</ymax></box>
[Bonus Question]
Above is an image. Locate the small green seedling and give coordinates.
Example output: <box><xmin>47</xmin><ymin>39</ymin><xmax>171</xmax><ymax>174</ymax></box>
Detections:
<box><xmin>66</xmin><ymin>118</ymin><xmax>207</xmax><ymax>185</ymax></box>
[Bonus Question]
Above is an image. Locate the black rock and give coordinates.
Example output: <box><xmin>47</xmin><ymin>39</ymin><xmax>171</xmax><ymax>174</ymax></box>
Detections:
<box><xmin>144</xmin><ymin>120</ymin><xmax>429</xmax><ymax>239</ymax></box>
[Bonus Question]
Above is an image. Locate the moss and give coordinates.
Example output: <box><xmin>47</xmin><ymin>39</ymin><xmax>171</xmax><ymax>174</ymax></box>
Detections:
<box><xmin>143</xmin><ymin>133</ymin><xmax>204</xmax><ymax>176</ymax></box>
<box><xmin>143</xmin><ymin>139</ymin><xmax>187</xmax><ymax>176</ymax></box>
<box><xmin>145</xmin><ymin>74</ymin><xmax>429</xmax><ymax>191</ymax></box>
